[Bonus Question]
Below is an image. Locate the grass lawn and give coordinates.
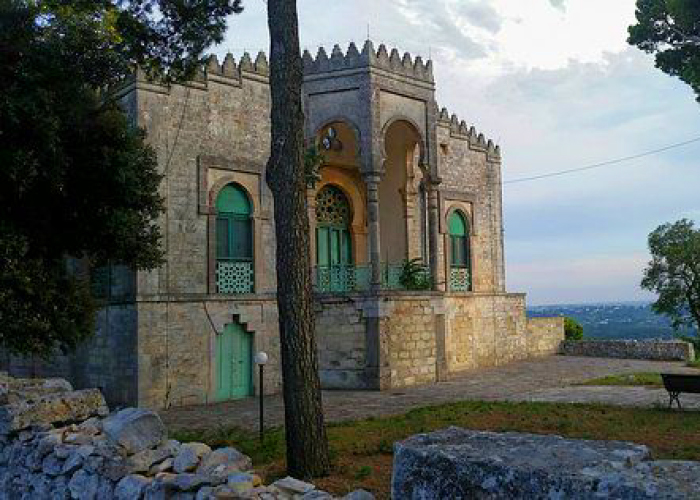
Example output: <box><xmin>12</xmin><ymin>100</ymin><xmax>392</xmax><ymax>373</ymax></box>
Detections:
<box><xmin>172</xmin><ymin>400</ymin><xmax>700</xmax><ymax>499</ymax></box>
<box><xmin>577</xmin><ymin>372</ymin><xmax>665</xmax><ymax>387</ymax></box>
<box><xmin>578</xmin><ymin>364</ymin><xmax>700</xmax><ymax>387</ymax></box>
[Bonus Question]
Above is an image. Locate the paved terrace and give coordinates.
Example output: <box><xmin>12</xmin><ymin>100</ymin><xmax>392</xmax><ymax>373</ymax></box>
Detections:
<box><xmin>160</xmin><ymin>356</ymin><xmax>700</xmax><ymax>432</ymax></box>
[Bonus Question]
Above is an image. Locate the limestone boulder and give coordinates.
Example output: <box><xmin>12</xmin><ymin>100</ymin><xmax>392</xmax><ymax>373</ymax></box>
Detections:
<box><xmin>197</xmin><ymin>447</ymin><xmax>251</xmax><ymax>476</ymax></box>
<box><xmin>0</xmin><ymin>388</ymin><xmax>108</xmax><ymax>435</ymax></box>
<box><xmin>0</xmin><ymin>376</ymin><xmax>73</xmax><ymax>405</ymax></box>
<box><xmin>174</xmin><ymin>442</ymin><xmax>211</xmax><ymax>473</ymax></box>
<box><xmin>392</xmin><ymin>427</ymin><xmax>700</xmax><ymax>499</ymax></box>
<box><xmin>103</xmin><ymin>408</ymin><xmax>166</xmax><ymax>454</ymax></box>
<box><xmin>114</xmin><ymin>474</ymin><xmax>151</xmax><ymax>499</ymax></box>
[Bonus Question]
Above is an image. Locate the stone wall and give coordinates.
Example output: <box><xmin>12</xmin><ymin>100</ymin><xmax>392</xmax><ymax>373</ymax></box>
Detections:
<box><xmin>393</xmin><ymin>427</ymin><xmax>700</xmax><ymax>499</ymax></box>
<box><xmin>0</xmin><ymin>304</ymin><xmax>138</xmax><ymax>409</ymax></box>
<box><xmin>0</xmin><ymin>374</ymin><xmax>371</xmax><ymax>499</ymax></box>
<box><xmin>561</xmin><ymin>339</ymin><xmax>695</xmax><ymax>362</ymax></box>
<box><xmin>315</xmin><ymin>293</ymin><xmax>564</xmax><ymax>392</ymax></box>
<box><xmin>379</xmin><ymin>296</ymin><xmax>440</xmax><ymax>389</ymax></box>
<box><xmin>436</xmin><ymin>111</ymin><xmax>504</xmax><ymax>294</ymax></box>
<box><xmin>315</xmin><ymin>297</ymin><xmax>368</xmax><ymax>389</ymax></box>
<box><xmin>136</xmin><ymin>297</ymin><xmax>282</xmax><ymax>410</ymax></box>
<box><xmin>527</xmin><ymin>317</ymin><xmax>566</xmax><ymax>357</ymax></box>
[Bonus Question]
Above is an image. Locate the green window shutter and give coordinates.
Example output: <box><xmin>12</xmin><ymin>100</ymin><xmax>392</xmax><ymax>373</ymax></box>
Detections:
<box><xmin>448</xmin><ymin>212</ymin><xmax>470</xmax><ymax>269</ymax></box>
<box><xmin>317</xmin><ymin>227</ymin><xmax>329</xmax><ymax>266</ymax></box>
<box><xmin>231</xmin><ymin>218</ymin><xmax>252</xmax><ymax>260</ymax></box>
<box><xmin>216</xmin><ymin>218</ymin><xmax>230</xmax><ymax>259</ymax></box>
<box><xmin>341</xmin><ymin>229</ymin><xmax>352</xmax><ymax>265</ymax></box>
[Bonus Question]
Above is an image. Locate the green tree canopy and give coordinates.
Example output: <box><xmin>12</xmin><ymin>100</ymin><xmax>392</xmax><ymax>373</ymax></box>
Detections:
<box><xmin>641</xmin><ymin>219</ymin><xmax>700</xmax><ymax>343</ymax></box>
<box><xmin>628</xmin><ymin>0</ymin><xmax>700</xmax><ymax>100</ymax></box>
<box><xmin>564</xmin><ymin>317</ymin><xmax>584</xmax><ymax>341</ymax></box>
<box><xmin>0</xmin><ymin>0</ymin><xmax>241</xmax><ymax>356</ymax></box>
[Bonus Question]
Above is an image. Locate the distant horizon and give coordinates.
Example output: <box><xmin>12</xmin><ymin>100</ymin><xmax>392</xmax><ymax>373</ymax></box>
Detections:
<box><xmin>528</xmin><ymin>299</ymin><xmax>654</xmax><ymax>308</ymax></box>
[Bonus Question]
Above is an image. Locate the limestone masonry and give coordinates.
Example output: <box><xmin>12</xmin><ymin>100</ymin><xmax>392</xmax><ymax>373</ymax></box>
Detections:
<box><xmin>561</xmin><ymin>340</ymin><xmax>695</xmax><ymax>361</ymax></box>
<box><xmin>0</xmin><ymin>373</ymin><xmax>371</xmax><ymax>499</ymax></box>
<box><xmin>392</xmin><ymin>427</ymin><xmax>700</xmax><ymax>499</ymax></box>
<box><xmin>2</xmin><ymin>41</ymin><xmax>563</xmax><ymax>409</ymax></box>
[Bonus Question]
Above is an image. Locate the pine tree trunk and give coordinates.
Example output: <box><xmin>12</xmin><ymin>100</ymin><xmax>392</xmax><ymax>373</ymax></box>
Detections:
<box><xmin>265</xmin><ymin>0</ymin><xmax>331</xmax><ymax>479</ymax></box>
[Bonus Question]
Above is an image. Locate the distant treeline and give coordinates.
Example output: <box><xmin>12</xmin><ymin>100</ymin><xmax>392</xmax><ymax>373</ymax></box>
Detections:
<box><xmin>528</xmin><ymin>302</ymin><xmax>695</xmax><ymax>340</ymax></box>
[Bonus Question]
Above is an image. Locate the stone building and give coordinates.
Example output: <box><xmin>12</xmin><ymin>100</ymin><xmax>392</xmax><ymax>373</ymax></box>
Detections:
<box><xmin>2</xmin><ymin>41</ymin><xmax>563</xmax><ymax>410</ymax></box>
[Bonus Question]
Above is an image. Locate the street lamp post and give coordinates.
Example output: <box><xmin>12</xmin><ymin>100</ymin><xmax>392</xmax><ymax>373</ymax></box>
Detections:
<box><xmin>254</xmin><ymin>351</ymin><xmax>268</xmax><ymax>443</ymax></box>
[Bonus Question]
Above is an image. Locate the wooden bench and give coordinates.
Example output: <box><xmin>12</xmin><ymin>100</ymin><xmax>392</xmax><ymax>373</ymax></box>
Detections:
<box><xmin>661</xmin><ymin>373</ymin><xmax>700</xmax><ymax>409</ymax></box>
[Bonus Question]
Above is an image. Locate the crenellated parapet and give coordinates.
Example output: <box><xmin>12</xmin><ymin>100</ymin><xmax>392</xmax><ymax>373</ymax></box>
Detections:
<box><xmin>113</xmin><ymin>51</ymin><xmax>271</xmax><ymax>96</ymax></box>
<box><xmin>437</xmin><ymin>105</ymin><xmax>501</xmax><ymax>161</ymax></box>
<box><xmin>303</xmin><ymin>40</ymin><xmax>434</xmax><ymax>83</ymax></box>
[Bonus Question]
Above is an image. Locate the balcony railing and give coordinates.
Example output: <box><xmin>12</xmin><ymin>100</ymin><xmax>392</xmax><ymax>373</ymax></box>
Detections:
<box><xmin>216</xmin><ymin>261</ymin><xmax>254</xmax><ymax>294</ymax></box>
<box><xmin>313</xmin><ymin>263</ymin><xmax>405</xmax><ymax>293</ymax></box>
<box><xmin>449</xmin><ymin>267</ymin><xmax>471</xmax><ymax>292</ymax></box>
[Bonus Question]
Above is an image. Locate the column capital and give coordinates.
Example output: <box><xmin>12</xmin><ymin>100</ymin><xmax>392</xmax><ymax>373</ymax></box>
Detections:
<box><xmin>362</xmin><ymin>172</ymin><xmax>383</xmax><ymax>185</ymax></box>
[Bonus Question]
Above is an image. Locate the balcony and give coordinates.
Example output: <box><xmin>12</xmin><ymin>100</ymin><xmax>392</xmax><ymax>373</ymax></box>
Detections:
<box><xmin>449</xmin><ymin>267</ymin><xmax>471</xmax><ymax>292</ymax></box>
<box><xmin>216</xmin><ymin>261</ymin><xmax>254</xmax><ymax>294</ymax></box>
<box><xmin>313</xmin><ymin>263</ymin><xmax>405</xmax><ymax>293</ymax></box>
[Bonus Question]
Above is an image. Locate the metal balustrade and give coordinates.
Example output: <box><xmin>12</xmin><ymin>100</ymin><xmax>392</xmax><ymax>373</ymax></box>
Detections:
<box><xmin>216</xmin><ymin>261</ymin><xmax>254</xmax><ymax>294</ymax></box>
<box><xmin>313</xmin><ymin>263</ymin><xmax>407</xmax><ymax>293</ymax></box>
<box><xmin>450</xmin><ymin>267</ymin><xmax>471</xmax><ymax>292</ymax></box>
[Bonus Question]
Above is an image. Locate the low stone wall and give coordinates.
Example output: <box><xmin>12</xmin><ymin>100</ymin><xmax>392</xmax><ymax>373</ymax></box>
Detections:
<box><xmin>392</xmin><ymin>427</ymin><xmax>700</xmax><ymax>499</ymax></box>
<box><xmin>561</xmin><ymin>339</ymin><xmax>695</xmax><ymax>361</ymax></box>
<box><xmin>0</xmin><ymin>373</ymin><xmax>372</xmax><ymax>499</ymax></box>
<box><xmin>526</xmin><ymin>317</ymin><xmax>565</xmax><ymax>357</ymax></box>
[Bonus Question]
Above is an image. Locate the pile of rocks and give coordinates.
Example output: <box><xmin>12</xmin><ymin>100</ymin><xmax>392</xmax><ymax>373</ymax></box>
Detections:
<box><xmin>0</xmin><ymin>373</ymin><xmax>373</xmax><ymax>499</ymax></box>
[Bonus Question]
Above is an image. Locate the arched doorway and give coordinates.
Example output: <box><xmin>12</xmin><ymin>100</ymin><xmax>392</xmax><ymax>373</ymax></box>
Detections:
<box><xmin>215</xmin><ymin>322</ymin><xmax>253</xmax><ymax>401</ymax></box>
<box><xmin>315</xmin><ymin>185</ymin><xmax>353</xmax><ymax>292</ymax></box>
<box><xmin>380</xmin><ymin>119</ymin><xmax>424</xmax><ymax>288</ymax></box>
<box><xmin>215</xmin><ymin>183</ymin><xmax>254</xmax><ymax>294</ymax></box>
<box><xmin>448</xmin><ymin>210</ymin><xmax>472</xmax><ymax>292</ymax></box>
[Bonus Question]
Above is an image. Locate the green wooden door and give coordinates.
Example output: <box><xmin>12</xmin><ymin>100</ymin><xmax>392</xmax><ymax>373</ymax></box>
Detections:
<box><xmin>316</xmin><ymin>226</ymin><xmax>352</xmax><ymax>291</ymax></box>
<box><xmin>215</xmin><ymin>323</ymin><xmax>252</xmax><ymax>401</ymax></box>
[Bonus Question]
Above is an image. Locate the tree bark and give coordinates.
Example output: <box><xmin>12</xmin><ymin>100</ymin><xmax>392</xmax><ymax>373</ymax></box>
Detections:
<box><xmin>265</xmin><ymin>0</ymin><xmax>330</xmax><ymax>479</ymax></box>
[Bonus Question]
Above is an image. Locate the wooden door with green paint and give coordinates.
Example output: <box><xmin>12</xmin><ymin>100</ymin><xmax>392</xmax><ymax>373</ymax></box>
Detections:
<box><xmin>215</xmin><ymin>323</ymin><xmax>252</xmax><ymax>401</ymax></box>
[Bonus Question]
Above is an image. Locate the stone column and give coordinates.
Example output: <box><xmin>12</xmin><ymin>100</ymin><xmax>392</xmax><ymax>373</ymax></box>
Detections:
<box><xmin>427</xmin><ymin>180</ymin><xmax>444</xmax><ymax>291</ymax></box>
<box><xmin>364</xmin><ymin>173</ymin><xmax>382</xmax><ymax>293</ymax></box>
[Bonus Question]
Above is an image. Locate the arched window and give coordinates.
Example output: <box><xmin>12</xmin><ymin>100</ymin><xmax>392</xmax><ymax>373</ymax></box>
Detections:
<box><xmin>215</xmin><ymin>184</ymin><xmax>254</xmax><ymax>294</ymax></box>
<box><xmin>315</xmin><ymin>185</ymin><xmax>353</xmax><ymax>292</ymax></box>
<box><xmin>448</xmin><ymin>210</ymin><xmax>471</xmax><ymax>292</ymax></box>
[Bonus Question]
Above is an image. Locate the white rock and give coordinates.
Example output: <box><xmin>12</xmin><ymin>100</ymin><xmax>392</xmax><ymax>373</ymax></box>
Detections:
<box><xmin>102</xmin><ymin>408</ymin><xmax>166</xmax><ymax>454</ymax></box>
<box><xmin>272</xmin><ymin>476</ymin><xmax>316</xmax><ymax>495</ymax></box>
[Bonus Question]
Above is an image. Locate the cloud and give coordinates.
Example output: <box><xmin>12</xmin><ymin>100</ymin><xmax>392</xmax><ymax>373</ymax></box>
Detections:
<box><xmin>508</xmin><ymin>254</ymin><xmax>656</xmax><ymax>305</ymax></box>
<box><xmin>549</xmin><ymin>0</ymin><xmax>566</xmax><ymax>11</ymax></box>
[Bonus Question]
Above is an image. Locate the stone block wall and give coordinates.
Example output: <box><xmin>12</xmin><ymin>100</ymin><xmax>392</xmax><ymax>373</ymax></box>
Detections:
<box><xmin>445</xmin><ymin>294</ymin><xmax>528</xmax><ymax>374</ymax></box>
<box><xmin>136</xmin><ymin>298</ymin><xmax>282</xmax><ymax>410</ymax></box>
<box><xmin>561</xmin><ymin>340</ymin><xmax>695</xmax><ymax>361</ymax></box>
<box><xmin>315</xmin><ymin>297</ymin><xmax>367</xmax><ymax>389</ymax></box>
<box><xmin>527</xmin><ymin>317</ymin><xmax>566</xmax><ymax>357</ymax></box>
<box><xmin>379</xmin><ymin>296</ymin><xmax>440</xmax><ymax>389</ymax></box>
<box><xmin>0</xmin><ymin>304</ymin><xmax>138</xmax><ymax>410</ymax></box>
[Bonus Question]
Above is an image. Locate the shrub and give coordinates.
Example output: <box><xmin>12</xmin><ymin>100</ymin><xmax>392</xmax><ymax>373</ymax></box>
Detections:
<box><xmin>564</xmin><ymin>317</ymin><xmax>584</xmax><ymax>341</ymax></box>
<box><xmin>399</xmin><ymin>258</ymin><xmax>432</xmax><ymax>291</ymax></box>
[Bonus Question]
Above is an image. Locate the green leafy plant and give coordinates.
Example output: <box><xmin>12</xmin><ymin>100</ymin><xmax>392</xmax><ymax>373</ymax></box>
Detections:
<box><xmin>399</xmin><ymin>258</ymin><xmax>432</xmax><ymax>291</ymax></box>
<box><xmin>304</xmin><ymin>144</ymin><xmax>325</xmax><ymax>188</ymax></box>
<box><xmin>564</xmin><ymin>317</ymin><xmax>584</xmax><ymax>341</ymax></box>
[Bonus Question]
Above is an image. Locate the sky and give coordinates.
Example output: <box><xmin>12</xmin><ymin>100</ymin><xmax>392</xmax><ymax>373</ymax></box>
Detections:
<box><xmin>216</xmin><ymin>0</ymin><xmax>700</xmax><ymax>305</ymax></box>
